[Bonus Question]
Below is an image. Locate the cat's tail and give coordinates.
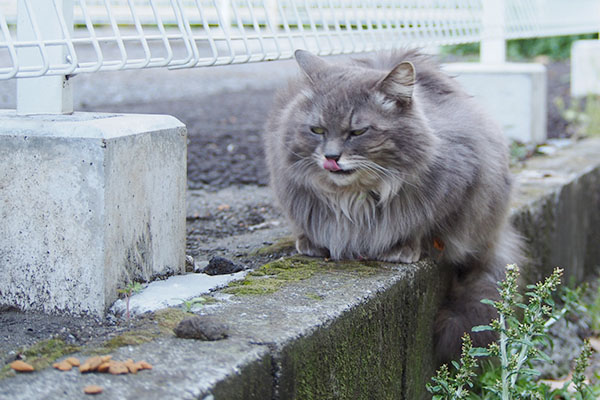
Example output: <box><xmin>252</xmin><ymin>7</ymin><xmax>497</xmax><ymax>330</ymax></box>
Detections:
<box><xmin>434</xmin><ymin>223</ymin><xmax>524</xmax><ymax>365</ymax></box>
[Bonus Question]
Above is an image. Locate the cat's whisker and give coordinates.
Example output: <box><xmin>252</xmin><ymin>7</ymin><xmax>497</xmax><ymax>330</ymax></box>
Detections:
<box><xmin>280</xmin><ymin>142</ymin><xmax>312</xmax><ymax>163</ymax></box>
<box><xmin>349</xmin><ymin>158</ymin><xmax>419</xmax><ymax>192</ymax></box>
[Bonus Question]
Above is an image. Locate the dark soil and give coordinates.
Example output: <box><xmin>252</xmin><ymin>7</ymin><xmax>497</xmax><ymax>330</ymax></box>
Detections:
<box><xmin>0</xmin><ymin>306</ymin><xmax>118</xmax><ymax>362</ymax></box>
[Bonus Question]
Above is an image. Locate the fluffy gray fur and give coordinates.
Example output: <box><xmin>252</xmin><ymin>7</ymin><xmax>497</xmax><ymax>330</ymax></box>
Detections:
<box><xmin>264</xmin><ymin>49</ymin><xmax>524</xmax><ymax>363</ymax></box>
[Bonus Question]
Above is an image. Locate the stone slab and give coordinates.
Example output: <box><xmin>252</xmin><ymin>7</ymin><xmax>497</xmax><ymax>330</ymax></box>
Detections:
<box><xmin>0</xmin><ymin>111</ymin><xmax>187</xmax><ymax>315</ymax></box>
<box><xmin>443</xmin><ymin>62</ymin><xmax>547</xmax><ymax>143</ymax></box>
<box><xmin>0</xmin><ymin>259</ymin><xmax>445</xmax><ymax>400</ymax></box>
<box><xmin>571</xmin><ymin>39</ymin><xmax>600</xmax><ymax>97</ymax></box>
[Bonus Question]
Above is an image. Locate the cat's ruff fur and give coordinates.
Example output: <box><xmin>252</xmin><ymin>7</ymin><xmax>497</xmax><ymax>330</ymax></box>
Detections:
<box><xmin>264</xmin><ymin>49</ymin><xmax>523</xmax><ymax>363</ymax></box>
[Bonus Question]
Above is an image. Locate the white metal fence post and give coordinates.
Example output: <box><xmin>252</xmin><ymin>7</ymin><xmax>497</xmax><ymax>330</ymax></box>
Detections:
<box><xmin>16</xmin><ymin>0</ymin><xmax>74</xmax><ymax>115</ymax></box>
<box><xmin>218</xmin><ymin>0</ymin><xmax>232</xmax><ymax>35</ymax></box>
<box><xmin>481</xmin><ymin>0</ymin><xmax>506</xmax><ymax>64</ymax></box>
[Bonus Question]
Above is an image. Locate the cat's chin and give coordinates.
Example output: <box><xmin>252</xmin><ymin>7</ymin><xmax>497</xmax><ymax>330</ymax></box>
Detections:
<box><xmin>319</xmin><ymin>169</ymin><xmax>380</xmax><ymax>190</ymax></box>
<box><xmin>328</xmin><ymin>169</ymin><xmax>355</xmax><ymax>176</ymax></box>
<box><xmin>326</xmin><ymin>170</ymin><xmax>359</xmax><ymax>186</ymax></box>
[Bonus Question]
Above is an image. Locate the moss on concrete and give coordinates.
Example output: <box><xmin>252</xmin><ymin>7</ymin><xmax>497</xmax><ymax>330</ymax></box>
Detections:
<box><xmin>306</xmin><ymin>293</ymin><xmax>325</xmax><ymax>301</ymax></box>
<box><xmin>277</xmin><ymin>260</ymin><xmax>447</xmax><ymax>400</ymax></box>
<box><xmin>1</xmin><ymin>338</ymin><xmax>79</xmax><ymax>379</ymax></box>
<box><xmin>223</xmin><ymin>255</ymin><xmax>383</xmax><ymax>296</ymax></box>
<box><xmin>211</xmin><ymin>353</ymin><xmax>274</xmax><ymax>399</ymax></box>
<box><xmin>0</xmin><ymin>364</ymin><xmax>11</xmax><ymax>380</ymax></box>
<box><xmin>250</xmin><ymin>236</ymin><xmax>296</xmax><ymax>256</ymax></box>
<box><xmin>100</xmin><ymin>331</ymin><xmax>160</xmax><ymax>351</ymax></box>
<box><xmin>93</xmin><ymin>308</ymin><xmax>192</xmax><ymax>354</ymax></box>
<box><xmin>153</xmin><ymin>308</ymin><xmax>193</xmax><ymax>332</ymax></box>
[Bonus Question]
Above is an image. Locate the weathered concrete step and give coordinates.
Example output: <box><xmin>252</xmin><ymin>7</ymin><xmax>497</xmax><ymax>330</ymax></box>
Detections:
<box><xmin>1</xmin><ymin>137</ymin><xmax>599</xmax><ymax>399</ymax></box>
<box><xmin>1</xmin><ymin>258</ymin><xmax>445</xmax><ymax>399</ymax></box>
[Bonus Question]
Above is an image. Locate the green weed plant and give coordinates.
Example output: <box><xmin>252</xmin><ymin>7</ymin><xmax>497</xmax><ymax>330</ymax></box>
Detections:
<box><xmin>427</xmin><ymin>265</ymin><xmax>599</xmax><ymax>400</ymax></box>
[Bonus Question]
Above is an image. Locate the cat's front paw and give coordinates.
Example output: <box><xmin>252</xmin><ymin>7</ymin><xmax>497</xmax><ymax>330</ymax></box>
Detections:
<box><xmin>382</xmin><ymin>241</ymin><xmax>421</xmax><ymax>263</ymax></box>
<box><xmin>296</xmin><ymin>234</ymin><xmax>330</xmax><ymax>258</ymax></box>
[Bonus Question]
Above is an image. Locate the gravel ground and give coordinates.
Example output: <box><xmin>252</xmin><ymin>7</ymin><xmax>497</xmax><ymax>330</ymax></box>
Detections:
<box><xmin>0</xmin><ymin>55</ymin><xmax>586</xmax><ymax>379</ymax></box>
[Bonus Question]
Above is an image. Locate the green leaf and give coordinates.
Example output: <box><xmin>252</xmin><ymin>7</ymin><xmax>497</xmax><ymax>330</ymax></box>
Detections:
<box><xmin>472</xmin><ymin>325</ymin><xmax>494</xmax><ymax>332</ymax></box>
<box><xmin>532</xmin><ymin>351</ymin><xmax>554</xmax><ymax>364</ymax></box>
<box><xmin>519</xmin><ymin>368</ymin><xmax>542</xmax><ymax>376</ymax></box>
<box><xmin>469</xmin><ymin>347</ymin><xmax>491</xmax><ymax>357</ymax></box>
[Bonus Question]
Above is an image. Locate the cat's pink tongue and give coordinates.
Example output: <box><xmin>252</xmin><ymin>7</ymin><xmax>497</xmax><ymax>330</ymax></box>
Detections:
<box><xmin>323</xmin><ymin>158</ymin><xmax>342</xmax><ymax>172</ymax></box>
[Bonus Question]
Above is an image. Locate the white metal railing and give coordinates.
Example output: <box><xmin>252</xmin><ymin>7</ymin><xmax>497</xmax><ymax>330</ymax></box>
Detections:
<box><xmin>1</xmin><ymin>0</ymin><xmax>599</xmax><ymax>114</ymax></box>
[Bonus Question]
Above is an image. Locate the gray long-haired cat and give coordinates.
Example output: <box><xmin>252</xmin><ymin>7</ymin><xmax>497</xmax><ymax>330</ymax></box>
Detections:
<box><xmin>264</xmin><ymin>49</ymin><xmax>523</xmax><ymax>363</ymax></box>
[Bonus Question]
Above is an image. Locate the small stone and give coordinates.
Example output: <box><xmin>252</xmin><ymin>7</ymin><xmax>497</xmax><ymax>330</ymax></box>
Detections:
<box><xmin>83</xmin><ymin>385</ymin><xmax>103</xmax><ymax>395</ymax></box>
<box><xmin>10</xmin><ymin>360</ymin><xmax>34</xmax><ymax>372</ymax></box>
<box><xmin>194</xmin><ymin>260</ymin><xmax>209</xmax><ymax>273</ymax></box>
<box><xmin>174</xmin><ymin>316</ymin><xmax>229</xmax><ymax>341</ymax></box>
<box><xmin>203</xmin><ymin>256</ymin><xmax>243</xmax><ymax>276</ymax></box>
<box><xmin>185</xmin><ymin>255</ymin><xmax>195</xmax><ymax>272</ymax></box>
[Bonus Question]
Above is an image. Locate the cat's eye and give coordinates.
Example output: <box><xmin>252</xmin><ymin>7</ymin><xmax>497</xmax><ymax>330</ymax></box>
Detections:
<box><xmin>350</xmin><ymin>127</ymin><xmax>369</xmax><ymax>136</ymax></box>
<box><xmin>310</xmin><ymin>126</ymin><xmax>326</xmax><ymax>135</ymax></box>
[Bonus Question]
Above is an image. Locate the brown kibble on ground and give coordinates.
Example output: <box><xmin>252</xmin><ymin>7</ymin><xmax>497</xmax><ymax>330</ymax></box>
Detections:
<box><xmin>108</xmin><ymin>361</ymin><xmax>129</xmax><ymax>375</ymax></box>
<box><xmin>217</xmin><ymin>204</ymin><xmax>231</xmax><ymax>211</ymax></box>
<box><xmin>53</xmin><ymin>360</ymin><xmax>73</xmax><ymax>371</ymax></box>
<box><xmin>65</xmin><ymin>357</ymin><xmax>80</xmax><ymax>367</ymax></box>
<box><xmin>72</xmin><ymin>356</ymin><xmax>150</xmax><ymax>375</ymax></box>
<box><xmin>124</xmin><ymin>359</ymin><xmax>139</xmax><ymax>374</ymax></box>
<box><xmin>138</xmin><ymin>361</ymin><xmax>153</xmax><ymax>370</ymax></box>
<box><xmin>79</xmin><ymin>356</ymin><xmax>103</xmax><ymax>373</ymax></box>
<box><xmin>10</xmin><ymin>360</ymin><xmax>34</xmax><ymax>372</ymax></box>
<box><xmin>83</xmin><ymin>385</ymin><xmax>103</xmax><ymax>395</ymax></box>
<box><xmin>97</xmin><ymin>362</ymin><xmax>111</xmax><ymax>373</ymax></box>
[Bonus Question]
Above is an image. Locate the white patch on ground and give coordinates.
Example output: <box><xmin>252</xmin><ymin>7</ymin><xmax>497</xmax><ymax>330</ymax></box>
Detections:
<box><xmin>110</xmin><ymin>271</ymin><xmax>246</xmax><ymax>316</ymax></box>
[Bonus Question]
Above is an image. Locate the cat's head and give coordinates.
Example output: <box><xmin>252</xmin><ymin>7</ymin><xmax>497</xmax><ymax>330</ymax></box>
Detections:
<box><xmin>282</xmin><ymin>50</ymin><xmax>437</xmax><ymax>198</ymax></box>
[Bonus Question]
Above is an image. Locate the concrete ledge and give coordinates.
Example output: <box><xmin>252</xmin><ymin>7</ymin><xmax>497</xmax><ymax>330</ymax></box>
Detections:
<box><xmin>512</xmin><ymin>139</ymin><xmax>600</xmax><ymax>284</ymax></box>
<box><xmin>0</xmin><ymin>111</ymin><xmax>187</xmax><ymax>315</ymax></box>
<box><xmin>443</xmin><ymin>62</ymin><xmax>547</xmax><ymax>143</ymax></box>
<box><xmin>571</xmin><ymin>40</ymin><xmax>600</xmax><ymax>97</ymax></box>
<box><xmin>1</xmin><ymin>138</ymin><xmax>599</xmax><ymax>399</ymax></box>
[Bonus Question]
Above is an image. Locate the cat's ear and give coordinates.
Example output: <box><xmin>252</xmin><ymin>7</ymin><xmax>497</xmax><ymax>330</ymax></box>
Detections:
<box><xmin>295</xmin><ymin>49</ymin><xmax>329</xmax><ymax>83</ymax></box>
<box><xmin>378</xmin><ymin>61</ymin><xmax>416</xmax><ymax>101</ymax></box>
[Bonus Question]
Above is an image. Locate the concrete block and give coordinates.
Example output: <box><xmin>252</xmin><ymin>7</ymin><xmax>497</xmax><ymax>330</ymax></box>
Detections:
<box><xmin>0</xmin><ymin>111</ymin><xmax>187</xmax><ymax>315</ymax></box>
<box><xmin>443</xmin><ymin>62</ymin><xmax>547</xmax><ymax>144</ymax></box>
<box><xmin>571</xmin><ymin>39</ymin><xmax>600</xmax><ymax>97</ymax></box>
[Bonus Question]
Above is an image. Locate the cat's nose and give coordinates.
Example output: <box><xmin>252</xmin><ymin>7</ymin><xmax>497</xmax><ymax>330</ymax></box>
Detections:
<box><xmin>324</xmin><ymin>153</ymin><xmax>341</xmax><ymax>162</ymax></box>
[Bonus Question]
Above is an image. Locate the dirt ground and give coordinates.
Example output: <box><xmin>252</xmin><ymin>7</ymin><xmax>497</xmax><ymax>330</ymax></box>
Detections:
<box><xmin>0</xmin><ymin>58</ymin><xmax>582</xmax><ymax>377</ymax></box>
